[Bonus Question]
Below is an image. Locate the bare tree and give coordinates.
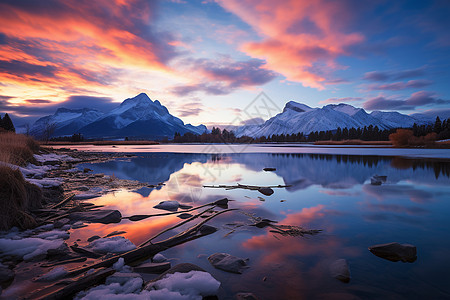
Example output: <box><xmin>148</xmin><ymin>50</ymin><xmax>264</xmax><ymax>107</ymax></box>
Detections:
<box><xmin>42</xmin><ymin>120</ymin><xmax>56</xmax><ymax>143</ymax></box>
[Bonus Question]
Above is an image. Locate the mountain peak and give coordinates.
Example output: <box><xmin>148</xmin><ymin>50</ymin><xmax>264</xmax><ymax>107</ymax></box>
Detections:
<box><xmin>283</xmin><ymin>101</ymin><xmax>313</xmax><ymax>113</ymax></box>
<box><xmin>325</xmin><ymin>103</ymin><xmax>361</xmax><ymax>116</ymax></box>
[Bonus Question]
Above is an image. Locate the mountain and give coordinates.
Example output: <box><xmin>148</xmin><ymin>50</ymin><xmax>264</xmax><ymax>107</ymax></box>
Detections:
<box><xmin>31</xmin><ymin>93</ymin><xmax>207</xmax><ymax>139</ymax></box>
<box><xmin>236</xmin><ymin>101</ymin><xmax>433</xmax><ymax>137</ymax></box>
<box><xmin>31</xmin><ymin>108</ymin><xmax>104</xmax><ymax>137</ymax></box>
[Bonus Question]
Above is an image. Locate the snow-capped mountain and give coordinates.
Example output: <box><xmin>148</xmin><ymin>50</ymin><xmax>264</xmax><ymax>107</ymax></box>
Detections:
<box><xmin>31</xmin><ymin>108</ymin><xmax>104</xmax><ymax>137</ymax></box>
<box><xmin>31</xmin><ymin>93</ymin><xmax>207</xmax><ymax>139</ymax></box>
<box><xmin>236</xmin><ymin>101</ymin><xmax>433</xmax><ymax>137</ymax></box>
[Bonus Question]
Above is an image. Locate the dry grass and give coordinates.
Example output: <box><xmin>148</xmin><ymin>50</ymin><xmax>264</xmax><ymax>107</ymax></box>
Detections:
<box><xmin>0</xmin><ymin>132</ymin><xmax>43</xmax><ymax>230</ymax></box>
<box><xmin>0</xmin><ymin>166</ymin><xmax>42</xmax><ymax>230</ymax></box>
<box><xmin>0</xmin><ymin>131</ymin><xmax>40</xmax><ymax>166</ymax></box>
<box><xmin>314</xmin><ymin>139</ymin><xmax>392</xmax><ymax>145</ymax></box>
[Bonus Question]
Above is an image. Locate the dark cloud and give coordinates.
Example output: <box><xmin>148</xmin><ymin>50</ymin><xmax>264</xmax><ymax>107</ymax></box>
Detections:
<box><xmin>363</xmin><ymin>67</ymin><xmax>426</xmax><ymax>82</ymax></box>
<box><xmin>0</xmin><ymin>59</ymin><xmax>57</xmax><ymax>78</ymax></box>
<box><xmin>172</xmin><ymin>83</ymin><xmax>230</xmax><ymax>97</ymax></box>
<box><xmin>0</xmin><ymin>33</ymin><xmax>7</xmax><ymax>44</ymax></box>
<box><xmin>0</xmin><ymin>95</ymin><xmax>117</xmax><ymax>125</ymax></box>
<box><xmin>63</xmin><ymin>96</ymin><xmax>117</xmax><ymax>112</ymax></box>
<box><xmin>172</xmin><ymin>58</ymin><xmax>277</xmax><ymax>96</ymax></box>
<box><xmin>24</xmin><ymin>99</ymin><xmax>52</xmax><ymax>104</ymax></box>
<box><xmin>367</xmin><ymin>79</ymin><xmax>432</xmax><ymax>91</ymax></box>
<box><xmin>363</xmin><ymin>91</ymin><xmax>450</xmax><ymax>111</ymax></box>
<box><xmin>177</xmin><ymin>107</ymin><xmax>203</xmax><ymax>117</ymax></box>
<box><xmin>362</xmin><ymin>71</ymin><xmax>390</xmax><ymax>81</ymax></box>
<box><xmin>0</xmin><ymin>95</ymin><xmax>13</xmax><ymax>101</ymax></box>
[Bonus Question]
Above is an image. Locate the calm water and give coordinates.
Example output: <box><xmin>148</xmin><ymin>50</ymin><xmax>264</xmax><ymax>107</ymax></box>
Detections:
<box><xmin>73</xmin><ymin>148</ymin><xmax>450</xmax><ymax>299</ymax></box>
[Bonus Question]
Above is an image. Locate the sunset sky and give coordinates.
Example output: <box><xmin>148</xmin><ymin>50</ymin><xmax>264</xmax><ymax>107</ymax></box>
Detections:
<box><xmin>0</xmin><ymin>0</ymin><xmax>449</xmax><ymax>127</ymax></box>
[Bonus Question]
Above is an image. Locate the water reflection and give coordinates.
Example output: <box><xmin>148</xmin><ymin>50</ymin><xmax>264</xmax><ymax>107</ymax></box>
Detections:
<box><xmin>76</xmin><ymin>152</ymin><xmax>450</xmax><ymax>299</ymax></box>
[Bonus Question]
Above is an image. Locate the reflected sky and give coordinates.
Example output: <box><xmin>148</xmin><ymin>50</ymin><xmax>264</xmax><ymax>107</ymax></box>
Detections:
<box><xmin>75</xmin><ymin>152</ymin><xmax>450</xmax><ymax>299</ymax></box>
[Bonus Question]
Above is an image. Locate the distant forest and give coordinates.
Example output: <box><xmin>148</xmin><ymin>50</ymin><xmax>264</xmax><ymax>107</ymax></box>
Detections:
<box><xmin>172</xmin><ymin>117</ymin><xmax>450</xmax><ymax>143</ymax></box>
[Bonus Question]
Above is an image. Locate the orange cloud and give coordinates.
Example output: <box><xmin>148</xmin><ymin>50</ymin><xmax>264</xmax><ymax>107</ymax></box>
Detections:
<box><xmin>217</xmin><ymin>0</ymin><xmax>365</xmax><ymax>89</ymax></box>
<box><xmin>0</xmin><ymin>0</ymin><xmax>179</xmax><ymax>103</ymax></box>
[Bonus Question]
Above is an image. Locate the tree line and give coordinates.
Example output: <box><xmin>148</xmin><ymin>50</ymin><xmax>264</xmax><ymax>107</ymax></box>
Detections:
<box><xmin>0</xmin><ymin>113</ymin><xmax>15</xmax><ymax>132</ymax></box>
<box><xmin>172</xmin><ymin>117</ymin><xmax>450</xmax><ymax>143</ymax></box>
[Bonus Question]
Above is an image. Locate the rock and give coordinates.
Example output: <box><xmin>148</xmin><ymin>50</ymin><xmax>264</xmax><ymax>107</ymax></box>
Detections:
<box><xmin>87</xmin><ymin>235</ymin><xmax>101</xmax><ymax>242</ymax></box>
<box><xmin>104</xmin><ymin>230</ymin><xmax>127</xmax><ymax>238</ymax></box>
<box><xmin>153</xmin><ymin>201</ymin><xmax>181</xmax><ymax>211</ymax></box>
<box><xmin>83</xmin><ymin>168</ymin><xmax>92</xmax><ymax>173</ymax></box>
<box><xmin>0</xmin><ymin>267</ymin><xmax>15</xmax><ymax>289</ymax></box>
<box><xmin>263</xmin><ymin>168</ymin><xmax>276</xmax><ymax>172</ymax></box>
<box><xmin>258</xmin><ymin>187</ymin><xmax>274</xmax><ymax>196</ymax></box>
<box><xmin>236</xmin><ymin>292</ymin><xmax>259</xmax><ymax>300</ymax></box>
<box><xmin>133</xmin><ymin>262</ymin><xmax>171</xmax><ymax>274</ymax></box>
<box><xmin>208</xmin><ymin>253</ymin><xmax>249</xmax><ymax>274</ymax></box>
<box><xmin>152</xmin><ymin>253</ymin><xmax>167</xmax><ymax>263</ymax></box>
<box><xmin>330</xmin><ymin>259</ymin><xmax>351</xmax><ymax>283</ymax></box>
<box><xmin>77</xmin><ymin>186</ymin><xmax>90</xmax><ymax>191</ymax></box>
<box><xmin>177</xmin><ymin>213</ymin><xmax>193</xmax><ymax>219</ymax></box>
<box><xmin>69</xmin><ymin>210</ymin><xmax>122</xmax><ymax>224</ymax></box>
<box><xmin>53</xmin><ymin>218</ymin><xmax>70</xmax><ymax>228</ymax></box>
<box><xmin>43</xmin><ymin>160</ymin><xmax>59</xmax><ymax>166</ymax></box>
<box><xmin>370</xmin><ymin>177</ymin><xmax>382</xmax><ymax>185</ymax></box>
<box><xmin>368</xmin><ymin>242</ymin><xmax>417</xmax><ymax>262</ymax></box>
<box><xmin>199</xmin><ymin>225</ymin><xmax>217</xmax><ymax>235</ymax></box>
<box><xmin>373</xmin><ymin>175</ymin><xmax>387</xmax><ymax>182</ymax></box>
<box><xmin>47</xmin><ymin>243</ymin><xmax>70</xmax><ymax>257</ymax></box>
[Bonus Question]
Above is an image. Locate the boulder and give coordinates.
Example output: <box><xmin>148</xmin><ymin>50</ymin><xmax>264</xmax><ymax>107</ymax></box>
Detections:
<box><xmin>208</xmin><ymin>253</ymin><xmax>249</xmax><ymax>274</ymax></box>
<box><xmin>368</xmin><ymin>242</ymin><xmax>417</xmax><ymax>262</ymax></box>
<box><xmin>68</xmin><ymin>210</ymin><xmax>122</xmax><ymax>224</ymax></box>
<box><xmin>133</xmin><ymin>262</ymin><xmax>171</xmax><ymax>274</ymax></box>
<box><xmin>258</xmin><ymin>187</ymin><xmax>274</xmax><ymax>196</ymax></box>
<box><xmin>87</xmin><ymin>235</ymin><xmax>101</xmax><ymax>242</ymax></box>
<box><xmin>330</xmin><ymin>259</ymin><xmax>351</xmax><ymax>283</ymax></box>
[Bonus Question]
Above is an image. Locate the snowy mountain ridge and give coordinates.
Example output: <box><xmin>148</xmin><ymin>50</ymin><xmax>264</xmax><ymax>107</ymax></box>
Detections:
<box><xmin>236</xmin><ymin>101</ymin><xmax>434</xmax><ymax>137</ymax></box>
<box><xmin>30</xmin><ymin>93</ymin><xmax>206</xmax><ymax>139</ymax></box>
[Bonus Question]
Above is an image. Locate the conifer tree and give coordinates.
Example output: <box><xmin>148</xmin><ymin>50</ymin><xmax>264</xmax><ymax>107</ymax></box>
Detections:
<box><xmin>2</xmin><ymin>113</ymin><xmax>15</xmax><ymax>132</ymax></box>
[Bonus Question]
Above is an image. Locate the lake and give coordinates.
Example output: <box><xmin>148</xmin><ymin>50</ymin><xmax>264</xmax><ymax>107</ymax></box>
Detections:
<box><xmin>70</xmin><ymin>145</ymin><xmax>450</xmax><ymax>299</ymax></box>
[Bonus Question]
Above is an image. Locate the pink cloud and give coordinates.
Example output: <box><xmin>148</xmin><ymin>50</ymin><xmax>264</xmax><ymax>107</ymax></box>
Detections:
<box><xmin>216</xmin><ymin>0</ymin><xmax>365</xmax><ymax>90</ymax></box>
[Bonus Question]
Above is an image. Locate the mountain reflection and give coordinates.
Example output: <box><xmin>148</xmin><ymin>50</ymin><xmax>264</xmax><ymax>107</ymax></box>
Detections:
<box><xmin>81</xmin><ymin>153</ymin><xmax>449</xmax><ymax>192</ymax></box>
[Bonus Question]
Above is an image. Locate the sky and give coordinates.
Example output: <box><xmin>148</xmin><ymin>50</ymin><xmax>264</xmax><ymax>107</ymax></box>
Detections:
<box><xmin>0</xmin><ymin>0</ymin><xmax>449</xmax><ymax>127</ymax></box>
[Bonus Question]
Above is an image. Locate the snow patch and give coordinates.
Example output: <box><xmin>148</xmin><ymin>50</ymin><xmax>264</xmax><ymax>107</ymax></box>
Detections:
<box><xmin>0</xmin><ymin>237</ymin><xmax>65</xmax><ymax>261</ymax></box>
<box><xmin>87</xmin><ymin>236</ymin><xmax>136</xmax><ymax>254</ymax></box>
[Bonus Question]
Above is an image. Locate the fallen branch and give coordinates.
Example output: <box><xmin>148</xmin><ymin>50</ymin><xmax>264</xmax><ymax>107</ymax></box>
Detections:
<box><xmin>123</xmin><ymin>198</ymin><xmax>230</xmax><ymax>222</ymax></box>
<box><xmin>31</xmin><ymin>268</ymin><xmax>115</xmax><ymax>300</ymax></box>
<box><xmin>49</xmin><ymin>194</ymin><xmax>75</xmax><ymax>209</ymax></box>
<box><xmin>65</xmin><ymin>208</ymin><xmax>237</xmax><ymax>277</ymax></box>
<box><xmin>138</xmin><ymin>206</ymin><xmax>216</xmax><ymax>247</ymax></box>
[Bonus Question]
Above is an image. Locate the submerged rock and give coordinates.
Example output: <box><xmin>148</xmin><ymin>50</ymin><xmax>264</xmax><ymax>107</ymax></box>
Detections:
<box><xmin>208</xmin><ymin>253</ymin><xmax>249</xmax><ymax>274</ymax></box>
<box><xmin>153</xmin><ymin>201</ymin><xmax>192</xmax><ymax>212</ymax></box>
<box><xmin>177</xmin><ymin>213</ymin><xmax>193</xmax><ymax>219</ymax></box>
<box><xmin>368</xmin><ymin>242</ymin><xmax>417</xmax><ymax>263</ymax></box>
<box><xmin>69</xmin><ymin>210</ymin><xmax>122</xmax><ymax>224</ymax></box>
<box><xmin>330</xmin><ymin>259</ymin><xmax>351</xmax><ymax>283</ymax></box>
<box><xmin>258</xmin><ymin>187</ymin><xmax>274</xmax><ymax>196</ymax></box>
